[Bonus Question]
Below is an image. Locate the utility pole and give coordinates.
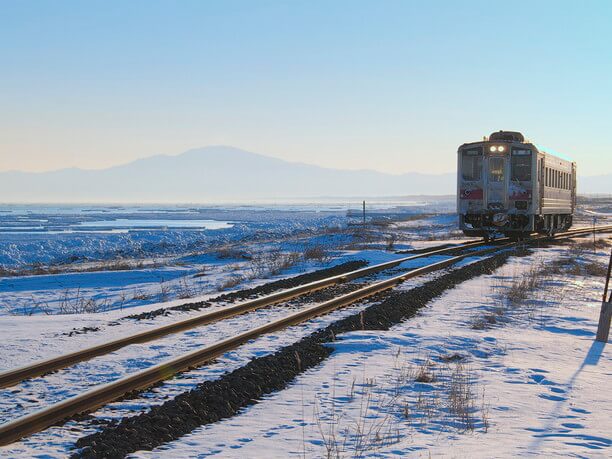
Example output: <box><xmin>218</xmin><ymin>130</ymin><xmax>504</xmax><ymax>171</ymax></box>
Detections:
<box><xmin>592</xmin><ymin>216</ymin><xmax>597</xmax><ymax>254</ymax></box>
<box><xmin>362</xmin><ymin>200</ymin><xmax>366</xmax><ymax>227</ymax></box>
<box><xmin>596</xmin><ymin>248</ymin><xmax>612</xmax><ymax>342</ymax></box>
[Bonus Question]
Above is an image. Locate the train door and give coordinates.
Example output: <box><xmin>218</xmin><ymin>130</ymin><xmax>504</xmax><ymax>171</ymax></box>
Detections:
<box><xmin>538</xmin><ymin>157</ymin><xmax>545</xmax><ymax>215</ymax></box>
<box><xmin>485</xmin><ymin>155</ymin><xmax>507</xmax><ymax>211</ymax></box>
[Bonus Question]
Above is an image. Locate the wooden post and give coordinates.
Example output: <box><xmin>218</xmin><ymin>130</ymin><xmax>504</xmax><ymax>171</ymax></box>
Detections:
<box><xmin>596</xmin><ymin>249</ymin><xmax>612</xmax><ymax>342</ymax></box>
<box><xmin>596</xmin><ymin>302</ymin><xmax>612</xmax><ymax>342</ymax></box>
<box><xmin>604</xmin><ymin>248</ymin><xmax>612</xmax><ymax>303</ymax></box>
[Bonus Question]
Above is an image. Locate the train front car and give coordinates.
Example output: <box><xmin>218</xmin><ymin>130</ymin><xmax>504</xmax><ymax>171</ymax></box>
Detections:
<box><xmin>457</xmin><ymin>130</ymin><xmax>576</xmax><ymax>240</ymax></box>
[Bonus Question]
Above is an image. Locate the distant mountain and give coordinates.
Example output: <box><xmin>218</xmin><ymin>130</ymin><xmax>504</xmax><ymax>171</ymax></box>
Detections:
<box><xmin>0</xmin><ymin>146</ymin><xmax>608</xmax><ymax>202</ymax></box>
<box><xmin>0</xmin><ymin>147</ymin><xmax>456</xmax><ymax>202</ymax></box>
<box><xmin>579</xmin><ymin>174</ymin><xmax>612</xmax><ymax>194</ymax></box>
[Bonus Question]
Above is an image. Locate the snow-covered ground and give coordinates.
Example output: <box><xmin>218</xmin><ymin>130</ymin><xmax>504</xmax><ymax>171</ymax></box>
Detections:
<box><xmin>0</xmin><ymin>200</ymin><xmax>610</xmax><ymax>458</ymax></box>
<box><xmin>0</xmin><ymin>201</ymin><xmax>457</xmax><ymax>316</ymax></box>
<box><xmin>129</xmin><ymin>237</ymin><xmax>611</xmax><ymax>458</ymax></box>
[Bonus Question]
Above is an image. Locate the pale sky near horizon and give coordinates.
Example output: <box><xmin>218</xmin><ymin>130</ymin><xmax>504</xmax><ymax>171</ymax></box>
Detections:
<box><xmin>1</xmin><ymin>0</ymin><xmax>611</xmax><ymax>176</ymax></box>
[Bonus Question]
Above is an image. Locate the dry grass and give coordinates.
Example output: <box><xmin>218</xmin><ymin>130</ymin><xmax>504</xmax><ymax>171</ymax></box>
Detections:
<box><xmin>414</xmin><ymin>359</ymin><xmax>436</xmax><ymax>383</ymax></box>
<box><xmin>473</xmin><ymin>239</ymin><xmax>610</xmax><ymax>329</ymax></box>
<box><xmin>424</xmin><ymin>229</ymin><xmax>465</xmax><ymax>241</ymax></box>
<box><xmin>548</xmin><ymin>253</ymin><xmax>608</xmax><ymax>278</ymax></box>
<box><xmin>385</xmin><ymin>234</ymin><xmax>396</xmax><ymax>251</ymax></box>
<box><xmin>583</xmin><ymin>261</ymin><xmax>609</xmax><ymax>276</ymax></box>
<box><xmin>310</xmin><ymin>354</ymin><xmax>487</xmax><ymax>457</ymax></box>
<box><xmin>447</xmin><ymin>363</ymin><xmax>476</xmax><ymax>430</ymax></box>
<box><xmin>192</xmin><ymin>266</ymin><xmax>208</xmax><ymax>278</ymax></box>
<box><xmin>0</xmin><ymin>257</ymin><xmax>152</xmax><ymax>278</ymax></box>
<box><xmin>175</xmin><ymin>278</ymin><xmax>200</xmax><ymax>298</ymax></box>
<box><xmin>304</xmin><ymin>245</ymin><xmax>330</xmax><ymax>262</ymax></box>
<box><xmin>216</xmin><ymin>247</ymin><xmax>250</xmax><ymax>260</ymax></box>
<box><xmin>472</xmin><ymin>261</ymin><xmax>548</xmax><ymax>329</ymax></box>
<box><xmin>7</xmin><ymin>297</ymin><xmax>52</xmax><ymax>316</ymax></box>
<box><xmin>505</xmin><ymin>264</ymin><xmax>545</xmax><ymax>306</ymax></box>
<box><xmin>218</xmin><ymin>275</ymin><xmax>245</xmax><ymax>291</ymax></box>
<box><xmin>158</xmin><ymin>281</ymin><xmax>171</xmax><ymax>302</ymax></box>
<box><xmin>571</xmin><ymin>237</ymin><xmax>611</xmax><ymax>251</ymax></box>
<box><xmin>131</xmin><ymin>288</ymin><xmax>152</xmax><ymax>301</ymax></box>
<box><xmin>57</xmin><ymin>288</ymin><xmax>111</xmax><ymax>314</ymax></box>
<box><xmin>249</xmin><ymin>250</ymin><xmax>302</xmax><ymax>278</ymax></box>
<box><xmin>314</xmin><ymin>376</ymin><xmax>401</xmax><ymax>459</ymax></box>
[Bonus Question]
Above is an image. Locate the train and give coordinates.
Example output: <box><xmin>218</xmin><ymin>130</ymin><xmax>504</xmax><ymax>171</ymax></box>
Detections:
<box><xmin>457</xmin><ymin>131</ymin><xmax>576</xmax><ymax>240</ymax></box>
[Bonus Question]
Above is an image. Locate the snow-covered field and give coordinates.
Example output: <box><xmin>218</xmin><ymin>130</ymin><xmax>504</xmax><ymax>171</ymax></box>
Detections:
<box><xmin>0</xmin><ymin>200</ymin><xmax>456</xmax><ymax>316</ymax></box>
<box><xmin>0</xmin><ymin>199</ymin><xmax>610</xmax><ymax>458</ymax></box>
<box><xmin>133</xmin><ymin>237</ymin><xmax>612</xmax><ymax>458</ymax></box>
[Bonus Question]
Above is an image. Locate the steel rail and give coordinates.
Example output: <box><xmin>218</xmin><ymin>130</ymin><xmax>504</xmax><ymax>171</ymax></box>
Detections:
<box><xmin>0</xmin><ymin>239</ymin><xmax>489</xmax><ymax>390</ymax></box>
<box><xmin>0</xmin><ymin>225</ymin><xmax>610</xmax><ymax>447</ymax></box>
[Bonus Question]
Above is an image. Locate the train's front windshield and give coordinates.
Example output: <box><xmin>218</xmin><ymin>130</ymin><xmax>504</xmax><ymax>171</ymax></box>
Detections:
<box><xmin>511</xmin><ymin>150</ymin><xmax>532</xmax><ymax>181</ymax></box>
<box><xmin>489</xmin><ymin>157</ymin><xmax>504</xmax><ymax>182</ymax></box>
<box><xmin>461</xmin><ymin>149</ymin><xmax>482</xmax><ymax>181</ymax></box>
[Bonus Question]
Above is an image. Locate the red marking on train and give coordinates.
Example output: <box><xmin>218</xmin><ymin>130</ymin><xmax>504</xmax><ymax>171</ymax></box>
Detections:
<box><xmin>460</xmin><ymin>188</ymin><xmax>483</xmax><ymax>200</ymax></box>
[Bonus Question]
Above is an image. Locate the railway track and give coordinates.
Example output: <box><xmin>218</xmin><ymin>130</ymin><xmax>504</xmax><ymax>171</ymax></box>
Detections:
<box><xmin>0</xmin><ymin>239</ymin><xmax>489</xmax><ymax>390</ymax></box>
<box><xmin>0</xmin><ymin>225</ymin><xmax>610</xmax><ymax>447</ymax></box>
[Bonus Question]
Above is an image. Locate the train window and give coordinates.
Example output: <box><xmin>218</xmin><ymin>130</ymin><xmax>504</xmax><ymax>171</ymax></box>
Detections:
<box><xmin>546</xmin><ymin>168</ymin><xmax>550</xmax><ymax>187</ymax></box>
<box><xmin>551</xmin><ymin>170</ymin><xmax>554</xmax><ymax>188</ymax></box>
<box><xmin>511</xmin><ymin>150</ymin><xmax>531</xmax><ymax>181</ymax></box>
<box><xmin>489</xmin><ymin>157</ymin><xmax>504</xmax><ymax>182</ymax></box>
<box><xmin>548</xmin><ymin>169</ymin><xmax>552</xmax><ymax>187</ymax></box>
<box><xmin>461</xmin><ymin>149</ymin><xmax>482</xmax><ymax>181</ymax></box>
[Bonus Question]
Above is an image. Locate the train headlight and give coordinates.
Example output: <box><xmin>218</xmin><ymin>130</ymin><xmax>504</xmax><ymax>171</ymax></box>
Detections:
<box><xmin>498</xmin><ymin>146</ymin><xmax>505</xmax><ymax>152</ymax></box>
<box><xmin>490</xmin><ymin>146</ymin><xmax>498</xmax><ymax>152</ymax></box>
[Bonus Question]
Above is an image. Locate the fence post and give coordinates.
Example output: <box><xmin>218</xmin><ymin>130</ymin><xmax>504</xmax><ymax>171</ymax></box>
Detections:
<box><xmin>595</xmin><ymin>249</ymin><xmax>612</xmax><ymax>342</ymax></box>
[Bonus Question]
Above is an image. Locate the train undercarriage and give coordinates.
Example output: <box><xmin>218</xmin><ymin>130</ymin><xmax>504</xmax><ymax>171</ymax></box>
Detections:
<box><xmin>460</xmin><ymin>213</ymin><xmax>573</xmax><ymax>241</ymax></box>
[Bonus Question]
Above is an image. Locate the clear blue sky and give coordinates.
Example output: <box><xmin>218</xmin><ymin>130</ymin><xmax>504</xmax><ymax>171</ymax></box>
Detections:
<box><xmin>1</xmin><ymin>0</ymin><xmax>610</xmax><ymax>176</ymax></box>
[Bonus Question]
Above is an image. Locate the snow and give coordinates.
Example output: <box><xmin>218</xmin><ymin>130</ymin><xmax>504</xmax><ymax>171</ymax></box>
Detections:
<box><xmin>129</xmin><ymin>240</ymin><xmax>611</xmax><ymax>458</ymax></box>
<box><xmin>0</xmin><ymin>248</ymin><xmax>469</xmax><ymax>428</ymax></box>
<box><xmin>0</xmin><ymin>204</ymin><xmax>461</xmax><ymax>316</ymax></box>
<box><xmin>1</xmin><ymin>200</ymin><xmax>610</xmax><ymax>458</ymax></box>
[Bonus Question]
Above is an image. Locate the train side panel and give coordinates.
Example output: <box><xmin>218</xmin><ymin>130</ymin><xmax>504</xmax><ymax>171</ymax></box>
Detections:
<box><xmin>540</xmin><ymin>153</ymin><xmax>574</xmax><ymax>215</ymax></box>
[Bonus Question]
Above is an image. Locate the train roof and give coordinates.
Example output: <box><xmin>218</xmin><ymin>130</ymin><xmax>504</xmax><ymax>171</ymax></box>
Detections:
<box><xmin>459</xmin><ymin>130</ymin><xmax>575</xmax><ymax>164</ymax></box>
<box><xmin>535</xmin><ymin>145</ymin><xmax>574</xmax><ymax>163</ymax></box>
<box><xmin>489</xmin><ymin>130</ymin><xmax>524</xmax><ymax>142</ymax></box>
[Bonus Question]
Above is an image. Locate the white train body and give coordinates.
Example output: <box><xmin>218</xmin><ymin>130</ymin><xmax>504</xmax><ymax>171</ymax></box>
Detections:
<box><xmin>457</xmin><ymin>131</ymin><xmax>576</xmax><ymax>238</ymax></box>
